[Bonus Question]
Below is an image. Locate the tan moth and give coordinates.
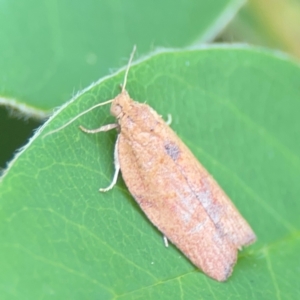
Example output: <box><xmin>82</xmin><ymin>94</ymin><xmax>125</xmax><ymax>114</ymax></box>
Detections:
<box><xmin>45</xmin><ymin>46</ymin><xmax>256</xmax><ymax>281</ymax></box>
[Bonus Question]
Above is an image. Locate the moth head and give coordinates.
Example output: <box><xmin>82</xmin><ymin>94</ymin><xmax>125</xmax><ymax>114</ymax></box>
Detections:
<box><xmin>110</xmin><ymin>90</ymin><xmax>131</xmax><ymax>119</ymax></box>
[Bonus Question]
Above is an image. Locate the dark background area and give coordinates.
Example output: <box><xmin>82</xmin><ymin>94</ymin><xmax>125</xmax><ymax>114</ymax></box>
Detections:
<box><xmin>0</xmin><ymin>107</ymin><xmax>41</xmax><ymax>170</ymax></box>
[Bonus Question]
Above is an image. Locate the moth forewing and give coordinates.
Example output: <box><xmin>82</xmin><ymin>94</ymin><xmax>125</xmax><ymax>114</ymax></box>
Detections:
<box><xmin>116</xmin><ymin>97</ymin><xmax>256</xmax><ymax>281</ymax></box>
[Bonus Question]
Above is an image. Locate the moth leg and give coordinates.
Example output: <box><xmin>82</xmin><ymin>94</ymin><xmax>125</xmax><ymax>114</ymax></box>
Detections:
<box><xmin>163</xmin><ymin>235</ymin><xmax>169</xmax><ymax>248</ymax></box>
<box><xmin>99</xmin><ymin>135</ymin><xmax>120</xmax><ymax>192</ymax></box>
<box><xmin>79</xmin><ymin>123</ymin><xmax>119</xmax><ymax>133</ymax></box>
<box><xmin>165</xmin><ymin>114</ymin><xmax>172</xmax><ymax>126</ymax></box>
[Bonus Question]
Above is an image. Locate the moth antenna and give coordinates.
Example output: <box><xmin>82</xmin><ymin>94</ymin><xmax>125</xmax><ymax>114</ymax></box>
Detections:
<box><xmin>122</xmin><ymin>45</ymin><xmax>136</xmax><ymax>92</ymax></box>
<box><xmin>43</xmin><ymin>99</ymin><xmax>113</xmax><ymax>138</ymax></box>
<box><xmin>44</xmin><ymin>46</ymin><xmax>136</xmax><ymax>138</ymax></box>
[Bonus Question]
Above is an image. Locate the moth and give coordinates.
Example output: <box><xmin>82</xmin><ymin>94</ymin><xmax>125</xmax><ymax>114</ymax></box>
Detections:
<box><xmin>46</xmin><ymin>46</ymin><xmax>256</xmax><ymax>281</ymax></box>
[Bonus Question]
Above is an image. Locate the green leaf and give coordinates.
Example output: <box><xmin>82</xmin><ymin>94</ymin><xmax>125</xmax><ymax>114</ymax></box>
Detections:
<box><xmin>0</xmin><ymin>0</ymin><xmax>244</xmax><ymax>112</ymax></box>
<box><xmin>1</xmin><ymin>46</ymin><xmax>300</xmax><ymax>299</ymax></box>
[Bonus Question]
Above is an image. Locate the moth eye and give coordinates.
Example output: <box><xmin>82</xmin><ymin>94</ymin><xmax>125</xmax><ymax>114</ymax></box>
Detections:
<box><xmin>111</xmin><ymin>103</ymin><xmax>122</xmax><ymax>118</ymax></box>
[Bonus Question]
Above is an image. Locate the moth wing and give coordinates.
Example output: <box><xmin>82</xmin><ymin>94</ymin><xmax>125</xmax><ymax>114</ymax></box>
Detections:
<box><xmin>171</xmin><ymin>134</ymin><xmax>256</xmax><ymax>249</ymax></box>
<box><xmin>118</xmin><ymin>131</ymin><xmax>238</xmax><ymax>281</ymax></box>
